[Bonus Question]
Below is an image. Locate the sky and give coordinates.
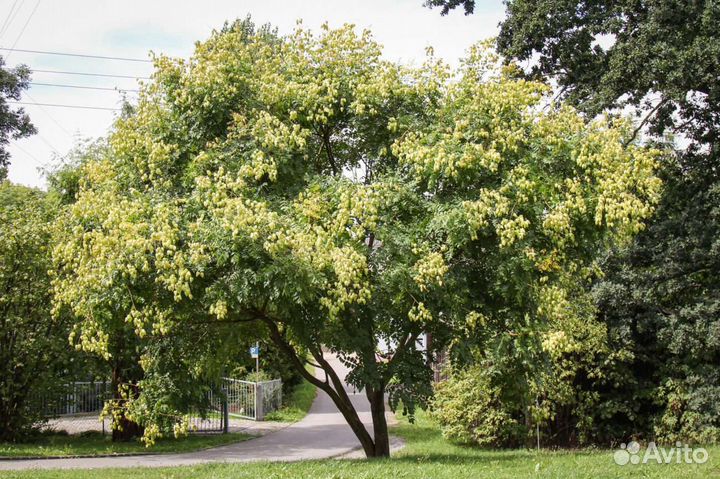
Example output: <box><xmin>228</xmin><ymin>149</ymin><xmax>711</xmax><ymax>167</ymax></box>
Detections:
<box><xmin>1</xmin><ymin>0</ymin><xmax>505</xmax><ymax>188</ymax></box>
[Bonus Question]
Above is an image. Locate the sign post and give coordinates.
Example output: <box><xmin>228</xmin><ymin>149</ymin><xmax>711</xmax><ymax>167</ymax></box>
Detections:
<box><xmin>250</xmin><ymin>343</ymin><xmax>260</xmax><ymax>375</ymax></box>
<box><xmin>250</xmin><ymin>343</ymin><xmax>261</xmax><ymax>419</ymax></box>
<box><xmin>255</xmin><ymin>341</ymin><xmax>259</xmax><ymax>377</ymax></box>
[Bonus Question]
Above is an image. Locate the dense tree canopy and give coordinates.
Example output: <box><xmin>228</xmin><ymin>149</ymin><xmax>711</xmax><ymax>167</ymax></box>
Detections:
<box><xmin>591</xmin><ymin>158</ymin><xmax>720</xmax><ymax>443</ymax></box>
<box><xmin>427</xmin><ymin>1</ymin><xmax>719</xmax><ymax>152</ymax></box>
<box><xmin>52</xmin><ymin>20</ymin><xmax>660</xmax><ymax>456</ymax></box>
<box><xmin>0</xmin><ymin>183</ymin><xmax>66</xmax><ymax>440</ymax></box>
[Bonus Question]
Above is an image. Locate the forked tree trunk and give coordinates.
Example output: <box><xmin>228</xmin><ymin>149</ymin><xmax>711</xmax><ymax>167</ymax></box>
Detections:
<box><xmin>263</xmin><ymin>318</ymin><xmax>391</xmax><ymax>458</ymax></box>
<box><xmin>308</xmin><ymin>362</ymin><xmax>390</xmax><ymax>458</ymax></box>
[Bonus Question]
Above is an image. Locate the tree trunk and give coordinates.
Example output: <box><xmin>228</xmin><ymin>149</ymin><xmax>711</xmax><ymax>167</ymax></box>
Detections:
<box><xmin>367</xmin><ymin>386</ymin><xmax>390</xmax><ymax>457</ymax></box>
<box><xmin>330</xmin><ymin>385</ymin><xmax>378</xmax><ymax>457</ymax></box>
<box><xmin>112</xmin><ymin>413</ymin><xmax>144</xmax><ymax>442</ymax></box>
<box><xmin>110</xmin><ymin>364</ymin><xmax>144</xmax><ymax>442</ymax></box>
<box><xmin>261</xmin><ymin>316</ymin><xmax>394</xmax><ymax>458</ymax></box>
<box><xmin>311</xmin><ymin>351</ymin><xmax>381</xmax><ymax>457</ymax></box>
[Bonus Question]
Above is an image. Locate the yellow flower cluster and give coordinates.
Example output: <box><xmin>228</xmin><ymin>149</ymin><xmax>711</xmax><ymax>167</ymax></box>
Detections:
<box><xmin>541</xmin><ymin>330</ymin><xmax>574</xmax><ymax>357</ymax></box>
<box><xmin>408</xmin><ymin>302</ymin><xmax>433</xmax><ymax>324</ymax></box>
<box><xmin>413</xmin><ymin>250</ymin><xmax>449</xmax><ymax>292</ymax></box>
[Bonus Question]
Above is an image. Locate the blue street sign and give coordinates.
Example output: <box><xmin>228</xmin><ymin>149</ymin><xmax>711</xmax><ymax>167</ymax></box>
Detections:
<box><xmin>250</xmin><ymin>346</ymin><xmax>260</xmax><ymax>358</ymax></box>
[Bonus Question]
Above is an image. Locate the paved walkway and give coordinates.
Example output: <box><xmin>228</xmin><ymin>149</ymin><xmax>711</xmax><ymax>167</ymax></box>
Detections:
<box><xmin>0</xmin><ymin>353</ymin><xmax>399</xmax><ymax>471</ymax></box>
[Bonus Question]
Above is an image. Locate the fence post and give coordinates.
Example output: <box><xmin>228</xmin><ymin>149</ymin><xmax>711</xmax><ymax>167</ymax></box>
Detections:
<box><xmin>222</xmin><ymin>386</ymin><xmax>229</xmax><ymax>434</ymax></box>
<box><xmin>256</xmin><ymin>382</ymin><xmax>264</xmax><ymax>421</ymax></box>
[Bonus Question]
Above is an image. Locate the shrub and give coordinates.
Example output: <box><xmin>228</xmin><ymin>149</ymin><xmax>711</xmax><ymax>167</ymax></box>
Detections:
<box><xmin>431</xmin><ymin>364</ymin><xmax>525</xmax><ymax>447</ymax></box>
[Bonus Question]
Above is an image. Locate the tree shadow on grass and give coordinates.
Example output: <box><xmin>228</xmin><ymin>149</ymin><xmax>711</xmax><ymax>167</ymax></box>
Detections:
<box><xmin>388</xmin><ymin>423</ymin><xmax>603</xmax><ymax>467</ymax></box>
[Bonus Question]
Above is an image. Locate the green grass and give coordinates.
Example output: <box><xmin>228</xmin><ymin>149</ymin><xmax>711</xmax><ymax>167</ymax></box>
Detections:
<box><xmin>264</xmin><ymin>367</ymin><xmax>317</xmax><ymax>423</ymax></box>
<box><xmin>0</xmin><ymin>431</ymin><xmax>251</xmax><ymax>459</ymax></box>
<box><xmin>2</xmin><ymin>410</ymin><xmax>719</xmax><ymax>478</ymax></box>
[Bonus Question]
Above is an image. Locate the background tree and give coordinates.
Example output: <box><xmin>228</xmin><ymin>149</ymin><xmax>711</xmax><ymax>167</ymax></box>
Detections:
<box><xmin>0</xmin><ymin>55</ymin><xmax>36</xmax><ymax>180</ymax></box>
<box><xmin>53</xmin><ymin>21</ymin><xmax>660</xmax><ymax>457</ymax></box>
<box><xmin>592</xmin><ymin>160</ymin><xmax>720</xmax><ymax>443</ymax></box>
<box><xmin>0</xmin><ymin>182</ymin><xmax>67</xmax><ymax>440</ymax></box>
<box><xmin>427</xmin><ymin>0</ymin><xmax>720</xmax><ymax>444</ymax></box>
<box><xmin>428</xmin><ymin>0</ymin><xmax>719</xmax><ymax>153</ymax></box>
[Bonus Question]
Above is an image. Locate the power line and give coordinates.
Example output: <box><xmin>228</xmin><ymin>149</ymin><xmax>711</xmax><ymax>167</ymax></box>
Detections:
<box><xmin>0</xmin><ymin>46</ymin><xmax>152</xmax><ymax>63</ymax></box>
<box><xmin>11</xmin><ymin>139</ymin><xmax>44</xmax><ymax>167</ymax></box>
<box><xmin>31</xmin><ymin>68</ymin><xmax>150</xmax><ymax>80</ymax></box>
<box><xmin>30</xmin><ymin>82</ymin><xmax>139</xmax><ymax>92</ymax></box>
<box><xmin>8</xmin><ymin>100</ymin><xmax>121</xmax><ymax>111</ymax></box>
<box><xmin>23</xmin><ymin>91</ymin><xmax>73</xmax><ymax>137</ymax></box>
<box><xmin>34</xmin><ymin>131</ymin><xmax>60</xmax><ymax>155</ymax></box>
<box><xmin>4</xmin><ymin>0</ymin><xmax>40</xmax><ymax>62</ymax></box>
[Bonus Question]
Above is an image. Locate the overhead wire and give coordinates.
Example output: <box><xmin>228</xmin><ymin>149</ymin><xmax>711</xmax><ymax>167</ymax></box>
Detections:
<box><xmin>30</xmin><ymin>82</ymin><xmax>139</xmax><ymax>92</ymax></box>
<box><xmin>11</xmin><ymin>139</ymin><xmax>44</xmax><ymax>167</ymax></box>
<box><xmin>9</xmin><ymin>100</ymin><xmax>121</xmax><ymax>111</ymax></box>
<box><xmin>4</xmin><ymin>40</ymin><xmax>153</xmax><ymax>167</ymax></box>
<box><xmin>0</xmin><ymin>46</ymin><xmax>152</xmax><ymax>63</ymax></box>
<box><xmin>30</xmin><ymin>68</ymin><xmax>150</xmax><ymax>80</ymax></box>
<box><xmin>0</xmin><ymin>1</ymin><xmax>75</xmax><ymax>160</ymax></box>
<box><xmin>33</xmin><ymin>130</ymin><xmax>60</xmax><ymax>155</ymax></box>
<box><xmin>22</xmin><ymin>91</ymin><xmax>74</xmax><ymax>136</ymax></box>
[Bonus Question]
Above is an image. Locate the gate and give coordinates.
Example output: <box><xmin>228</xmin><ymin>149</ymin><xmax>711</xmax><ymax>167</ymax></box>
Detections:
<box><xmin>187</xmin><ymin>378</ymin><xmax>283</xmax><ymax>432</ymax></box>
<box><xmin>223</xmin><ymin>378</ymin><xmax>282</xmax><ymax>421</ymax></box>
<box><xmin>224</xmin><ymin>378</ymin><xmax>256</xmax><ymax>420</ymax></box>
<box><xmin>186</xmin><ymin>386</ymin><xmax>228</xmax><ymax>433</ymax></box>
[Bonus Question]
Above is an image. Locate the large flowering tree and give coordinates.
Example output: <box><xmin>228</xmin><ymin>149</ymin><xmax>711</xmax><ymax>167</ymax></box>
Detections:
<box><xmin>53</xmin><ymin>20</ymin><xmax>661</xmax><ymax>456</ymax></box>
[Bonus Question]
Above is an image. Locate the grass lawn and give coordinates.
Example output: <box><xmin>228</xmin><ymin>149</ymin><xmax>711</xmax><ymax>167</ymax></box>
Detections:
<box><xmin>2</xmin><ymin>410</ymin><xmax>718</xmax><ymax>478</ymax></box>
<box><xmin>264</xmin><ymin>379</ymin><xmax>317</xmax><ymax>423</ymax></box>
<box><xmin>0</xmin><ymin>431</ymin><xmax>251</xmax><ymax>459</ymax></box>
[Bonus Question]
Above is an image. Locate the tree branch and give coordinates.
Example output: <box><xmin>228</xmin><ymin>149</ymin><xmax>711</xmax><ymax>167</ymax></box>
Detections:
<box><xmin>624</xmin><ymin>98</ymin><xmax>669</xmax><ymax>146</ymax></box>
<box><xmin>259</xmin><ymin>314</ymin><xmax>331</xmax><ymax>390</ymax></box>
<box><xmin>321</xmin><ymin>126</ymin><xmax>339</xmax><ymax>175</ymax></box>
<box><xmin>384</xmin><ymin>330</ymin><xmax>421</xmax><ymax>380</ymax></box>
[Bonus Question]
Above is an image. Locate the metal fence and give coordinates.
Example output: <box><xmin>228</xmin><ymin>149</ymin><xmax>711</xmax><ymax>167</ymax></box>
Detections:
<box><xmin>260</xmin><ymin>379</ymin><xmax>282</xmax><ymax>418</ymax></box>
<box><xmin>37</xmin><ymin>378</ymin><xmax>283</xmax><ymax>436</ymax></box>
<box><xmin>187</xmin><ymin>387</ymin><xmax>227</xmax><ymax>433</ymax></box>
<box><xmin>39</xmin><ymin>381</ymin><xmax>110</xmax><ymax>416</ymax></box>
<box><xmin>223</xmin><ymin>378</ymin><xmax>282</xmax><ymax>421</ymax></box>
<box><xmin>36</xmin><ymin>381</ymin><xmax>112</xmax><ymax>435</ymax></box>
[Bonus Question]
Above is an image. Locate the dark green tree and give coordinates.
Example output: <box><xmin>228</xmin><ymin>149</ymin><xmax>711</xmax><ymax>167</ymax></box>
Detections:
<box><xmin>0</xmin><ymin>56</ymin><xmax>36</xmax><ymax>180</ymax></box>
<box><xmin>592</xmin><ymin>157</ymin><xmax>720</xmax><ymax>443</ymax></box>
<box><xmin>0</xmin><ymin>183</ymin><xmax>66</xmax><ymax>440</ymax></box>
<box><xmin>427</xmin><ymin>0</ymin><xmax>719</xmax><ymax>154</ymax></box>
